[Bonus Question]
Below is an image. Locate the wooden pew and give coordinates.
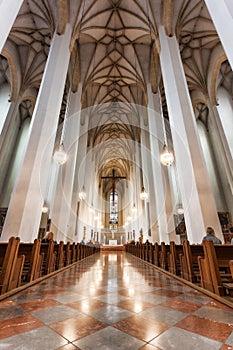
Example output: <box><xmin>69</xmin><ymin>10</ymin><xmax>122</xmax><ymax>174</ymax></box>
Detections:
<box><xmin>0</xmin><ymin>237</ymin><xmax>25</xmax><ymax>294</ymax></box>
<box><xmin>65</xmin><ymin>242</ymin><xmax>71</xmax><ymax>266</ymax></box>
<box><xmin>153</xmin><ymin>242</ymin><xmax>160</xmax><ymax>267</ymax></box>
<box><xmin>159</xmin><ymin>242</ymin><xmax>169</xmax><ymax>270</ymax></box>
<box><xmin>54</xmin><ymin>241</ymin><xmax>65</xmax><ymax>270</ymax></box>
<box><xmin>179</xmin><ymin>241</ymin><xmax>204</xmax><ymax>283</ymax></box>
<box><xmin>40</xmin><ymin>241</ymin><xmax>56</xmax><ymax>275</ymax></box>
<box><xmin>18</xmin><ymin>239</ymin><xmax>44</xmax><ymax>283</ymax></box>
<box><xmin>198</xmin><ymin>240</ymin><xmax>233</xmax><ymax>296</ymax></box>
<box><xmin>167</xmin><ymin>242</ymin><xmax>183</xmax><ymax>276</ymax></box>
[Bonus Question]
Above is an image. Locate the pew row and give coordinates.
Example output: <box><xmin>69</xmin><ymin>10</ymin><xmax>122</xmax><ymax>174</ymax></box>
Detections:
<box><xmin>126</xmin><ymin>241</ymin><xmax>233</xmax><ymax>297</ymax></box>
<box><xmin>0</xmin><ymin>238</ymin><xmax>100</xmax><ymax>295</ymax></box>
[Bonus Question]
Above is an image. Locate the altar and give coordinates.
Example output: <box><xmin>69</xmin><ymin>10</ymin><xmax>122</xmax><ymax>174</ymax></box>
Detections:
<box><xmin>108</xmin><ymin>239</ymin><xmax>118</xmax><ymax>246</ymax></box>
<box><xmin>101</xmin><ymin>230</ymin><xmax>126</xmax><ymax>245</ymax></box>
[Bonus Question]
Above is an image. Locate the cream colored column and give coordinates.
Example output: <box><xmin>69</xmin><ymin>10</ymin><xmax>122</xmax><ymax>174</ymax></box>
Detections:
<box><xmin>159</xmin><ymin>26</ymin><xmax>222</xmax><ymax>243</ymax></box>
<box><xmin>140</xmin><ymin>120</ymin><xmax>150</xmax><ymax>239</ymax></box>
<box><xmin>147</xmin><ymin>85</ymin><xmax>169</xmax><ymax>243</ymax></box>
<box><xmin>204</xmin><ymin>0</ymin><xmax>233</xmax><ymax>71</ymax></box>
<box><xmin>207</xmin><ymin>100</ymin><xmax>233</xmax><ymax>194</ymax></box>
<box><xmin>50</xmin><ymin>85</ymin><xmax>82</xmax><ymax>243</ymax></box>
<box><xmin>69</xmin><ymin>117</ymin><xmax>88</xmax><ymax>242</ymax></box>
<box><xmin>0</xmin><ymin>0</ymin><xmax>23</xmax><ymax>53</ymax></box>
<box><xmin>1</xmin><ymin>24</ymin><xmax>72</xmax><ymax>242</ymax></box>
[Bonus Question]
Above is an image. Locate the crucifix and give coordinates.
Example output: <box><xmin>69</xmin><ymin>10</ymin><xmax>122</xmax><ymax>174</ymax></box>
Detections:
<box><xmin>101</xmin><ymin>168</ymin><xmax>126</xmax><ymax>202</ymax></box>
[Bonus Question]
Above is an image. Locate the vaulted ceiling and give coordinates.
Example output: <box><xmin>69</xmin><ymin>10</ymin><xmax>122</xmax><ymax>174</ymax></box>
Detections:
<box><xmin>0</xmin><ymin>0</ymin><xmax>231</xmax><ymax>193</ymax></box>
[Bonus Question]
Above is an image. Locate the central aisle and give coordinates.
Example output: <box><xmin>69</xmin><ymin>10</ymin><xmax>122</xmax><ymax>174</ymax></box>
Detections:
<box><xmin>0</xmin><ymin>252</ymin><xmax>233</xmax><ymax>349</ymax></box>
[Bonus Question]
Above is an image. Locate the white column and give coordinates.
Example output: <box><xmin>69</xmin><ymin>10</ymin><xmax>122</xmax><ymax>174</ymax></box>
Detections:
<box><xmin>208</xmin><ymin>100</ymin><xmax>233</xmax><ymax>194</ymax></box>
<box><xmin>204</xmin><ymin>0</ymin><xmax>233</xmax><ymax>71</ymax></box>
<box><xmin>0</xmin><ymin>0</ymin><xmax>24</xmax><ymax>53</ymax></box>
<box><xmin>1</xmin><ymin>24</ymin><xmax>72</xmax><ymax>242</ymax></box>
<box><xmin>147</xmin><ymin>86</ymin><xmax>169</xmax><ymax>243</ymax></box>
<box><xmin>51</xmin><ymin>85</ymin><xmax>82</xmax><ymax>243</ymax></box>
<box><xmin>159</xmin><ymin>26</ymin><xmax>222</xmax><ymax>243</ymax></box>
<box><xmin>140</xmin><ymin>122</ymin><xmax>150</xmax><ymax>238</ymax></box>
<box><xmin>69</xmin><ymin>118</ymin><xmax>88</xmax><ymax>242</ymax></box>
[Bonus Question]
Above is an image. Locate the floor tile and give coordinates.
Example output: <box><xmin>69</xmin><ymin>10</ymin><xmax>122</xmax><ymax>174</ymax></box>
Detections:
<box><xmin>150</xmin><ymin>326</ymin><xmax>223</xmax><ymax>350</ymax></box>
<box><xmin>51</xmin><ymin>292</ymin><xmax>87</xmax><ymax>304</ymax></box>
<box><xmin>0</xmin><ymin>304</ymin><xmax>26</xmax><ymax>321</ymax></box>
<box><xmin>0</xmin><ymin>314</ymin><xmax>44</xmax><ymax>339</ymax></box>
<box><xmin>176</xmin><ymin>314</ymin><xmax>233</xmax><ymax>342</ymax></box>
<box><xmin>49</xmin><ymin>314</ymin><xmax>107</xmax><ymax>341</ymax></box>
<box><xmin>114</xmin><ymin>314</ymin><xmax>169</xmax><ymax>342</ymax></box>
<box><xmin>31</xmin><ymin>305</ymin><xmax>80</xmax><ymax>324</ymax></box>
<box><xmin>0</xmin><ymin>326</ymin><xmax>68</xmax><ymax>350</ymax></box>
<box><xmin>67</xmin><ymin>299</ymin><xmax>107</xmax><ymax>313</ymax></box>
<box><xmin>193</xmin><ymin>306</ymin><xmax>233</xmax><ymax>324</ymax></box>
<box><xmin>140</xmin><ymin>305</ymin><xmax>188</xmax><ymax>325</ymax></box>
<box><xmin>225</xmin><ymin>332</ymin><xmax>233</xmax><ymax>346</ymax></box>
<box><xmin>20</xmin><ymin>298</ymin><xmax>61</xmax><ymax>312</ymax></box>
<box><xmin>140</xmin><ymin>345</ymin><xmax>161</xmax><ymax>350</ymax></box>
<box><xmin>116</xmin><ymin>299</ymin><xmax>155</xmax><ymax>313</ymax></box>
<box><xmin>161</xmin><ymin>299</ymin><xmax>201</xmax><ymax>313</ymax></box>
<box><xmin>87</xmin><ymin>304</ymin><xmax>134</xmax><ymax>324</ymax></box>
<box><xmin>73</xmin><ymin>326</ymin><xmax>145</xmax><ymax>349</ymax></box>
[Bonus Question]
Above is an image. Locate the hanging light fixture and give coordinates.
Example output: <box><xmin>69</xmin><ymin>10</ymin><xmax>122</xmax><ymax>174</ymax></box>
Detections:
<box><xmin>140</xmin><ymin>186</ymin><xmax>148</xmax><ymax>200</ymax></box>
<box><xmin>160</xmin><ymin>143</ymin><xmax>174</xmax><ymax>166</ymax></box>
<box><xmin>177</xmin><ymin>204</ymin><xmax>184</xmax><ymax>215</ymax></box>
<box><xmin>79</xmin><ymin>185</ymin><xmax>86</xmax><ymax>200</ymax></box>
<box><xmin>42</xmin><ymin>204</ymin><xmax>49</xmax><ymax>213</ymax></box>
<box><xmin>89</xmin><ymin>203</ymin><xmax>94</xmax><ymax>213</ymax></box>
<box><xmin>53</xmin><ymin>142</ymin><xmax>67</xmax><ymax>165</ymax></box>
<box><xmin>132</xmin><ymin>203</ymin><xmax>137</xmax><ymax>213</ymax></box>
<box><xmin>53</xmin><ymin>85</ymin><xmax>71</xmax><ymax>165</ymax></box>
<box><xmin>159</xmin><ymin>90</ymin><xmax>174</xmax><ymax>166</ymax></box>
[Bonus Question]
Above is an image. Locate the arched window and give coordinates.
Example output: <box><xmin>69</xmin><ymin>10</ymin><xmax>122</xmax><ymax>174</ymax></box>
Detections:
<box><xmin>109</xmin><ymin>191</ymin><xmax>118</xmax><ymax>231</ymax></box>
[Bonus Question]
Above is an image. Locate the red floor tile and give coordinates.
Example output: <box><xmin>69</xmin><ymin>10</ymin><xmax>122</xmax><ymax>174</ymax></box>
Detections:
<box><xmin>114</xmin><ymin>315</ymin><xmax>169</xmax><ymax>342</ymax></box>
<box><xmin>20</xmin><ymin>298</ymin><xmax>61</xmax><ymax>312</ymax></box>
<box><xmin>176</xmin><ymin>314</ymin><xmax>233</xmax><ymax>342</ymax></box>
<box><xmin>161</xmin><ymin>299</ymin><xmax>201</xmax><ymax>313</ymax></box>
<box><xmin>0</xmin><ymin>314</ymin><xmax>44</xmax><ymax>339</ymax></box>
<box><xmin>49</xmin><ymin>314</ymin><xmax>107</xmax><ymax>341</ymax></box>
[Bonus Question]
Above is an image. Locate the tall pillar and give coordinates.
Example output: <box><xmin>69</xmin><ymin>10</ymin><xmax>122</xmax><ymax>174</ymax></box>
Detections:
<box><xmin>140</xmin><ymin>121</ymin><xmax>150</xmax><ymax>238</ymax></box>
<box><xmin>0</xmin><ymin>0</ymin><xmax>24</xmax><ymax>53</ymax></box>
<box><xmin>50</xmin><ymin>85</ymin><xmax>82</xmax><ymax>243</ymax></box>
<box><xmin>159</xmin><ymin>26</ymin><xmax>222</xmax><ymax>243</ymax></box>
<box><xmin>69</xmin><ymin>117</ymin><xmax>88</xmax><ymax>242</ymax></box>
<box><xmin>1</xmin><ymin>24</ymin><xmax>72</xmax><ymax>242</ymax></box>
<box><xmin>207</xmin><ymin>100</ymin><xmax>233</xmax><ymax>194</ymax></box>
<box><xmin>147</xmin><ymin>85</ymin><xmax>169</xmax><ymax>243</ymax></box>
<box><xmin>204</xmin><ymin>0</ymin><xmax>233</xmax><ymax>71</ymax></box>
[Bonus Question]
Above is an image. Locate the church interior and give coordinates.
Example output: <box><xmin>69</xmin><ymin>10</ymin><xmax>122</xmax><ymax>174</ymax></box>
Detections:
<box><xmin>0</xmin><ymin>0</ymin><xmax>233</xmax><ymax>349</ymax></box>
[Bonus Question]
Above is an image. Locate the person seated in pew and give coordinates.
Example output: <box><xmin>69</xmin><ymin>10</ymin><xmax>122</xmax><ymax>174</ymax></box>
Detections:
<box><xmin>230</xmin><ymin>227</ymin><xmax>233</xmax><ymax>244</ymax></box>
<box><xmin>202</xmin><ymin>227</ymin><xmax>222</xmax><ymax>244</ymax></box>
<box><xmin>42</xmin><ymin>231</ymin><xmax>57</xmax><ymax>243</ymax></box>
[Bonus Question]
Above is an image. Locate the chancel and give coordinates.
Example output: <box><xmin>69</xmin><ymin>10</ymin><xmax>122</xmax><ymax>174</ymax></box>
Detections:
<box><xmin>0</xmin><ymin>0</ymin><xmax>233</xmax><ymax>348</ymax></box>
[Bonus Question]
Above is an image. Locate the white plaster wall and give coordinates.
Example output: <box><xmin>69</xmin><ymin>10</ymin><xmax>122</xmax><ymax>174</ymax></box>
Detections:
<box><xmin>0</xmin><ymin>83</ymin><xmax>10</xmax><ymax>134</ymax></box>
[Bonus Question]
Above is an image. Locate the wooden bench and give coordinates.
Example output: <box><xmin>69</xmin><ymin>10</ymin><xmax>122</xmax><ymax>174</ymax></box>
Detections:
<box><xmin>0</xmin><ymin>237</ymin><xmax>25</xmax><ymax>294</ymax></box>
<box><xmin>18</xmin><ymin>239</ymin><xmax>44</xmax><ymax>283</ymax></box>
<box><xmin>179</xmin><ymin>241</ymin><xmax>204</xmax><ymax>283</ymax></box>
<box><xmin>167</xmin><ymin>242</ymin><xmax>183</xmax><ymax>276</ymax></box>
<box><xmin>40</xmin><ymin>241</ymin><xmax>56</xmax><ymax>275</ymax></box>
<box><xmin>198</xmin><ymin>241</ymin><xmax>233</xmax><ymax>296</ymax></box>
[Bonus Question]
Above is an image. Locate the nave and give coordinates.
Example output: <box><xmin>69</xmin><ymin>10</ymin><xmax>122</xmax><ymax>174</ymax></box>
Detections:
<box><xmin>0</xmin><ymin>252</ymin><xmax>233</xmax><ymax>350</ymax></box>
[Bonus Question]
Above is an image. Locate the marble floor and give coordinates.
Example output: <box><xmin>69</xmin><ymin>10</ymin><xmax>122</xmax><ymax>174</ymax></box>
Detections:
<box><xmin>0</xmin><ymin>252</ymin><xmax>233</xmax><ymax>350</ymax></box>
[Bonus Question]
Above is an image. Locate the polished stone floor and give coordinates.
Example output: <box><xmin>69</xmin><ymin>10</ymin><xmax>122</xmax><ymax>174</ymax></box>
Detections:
<box><xmin>0</xmin><ymin>252</ymin><xmax>233</xmax><ymax>350</ymax></box>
